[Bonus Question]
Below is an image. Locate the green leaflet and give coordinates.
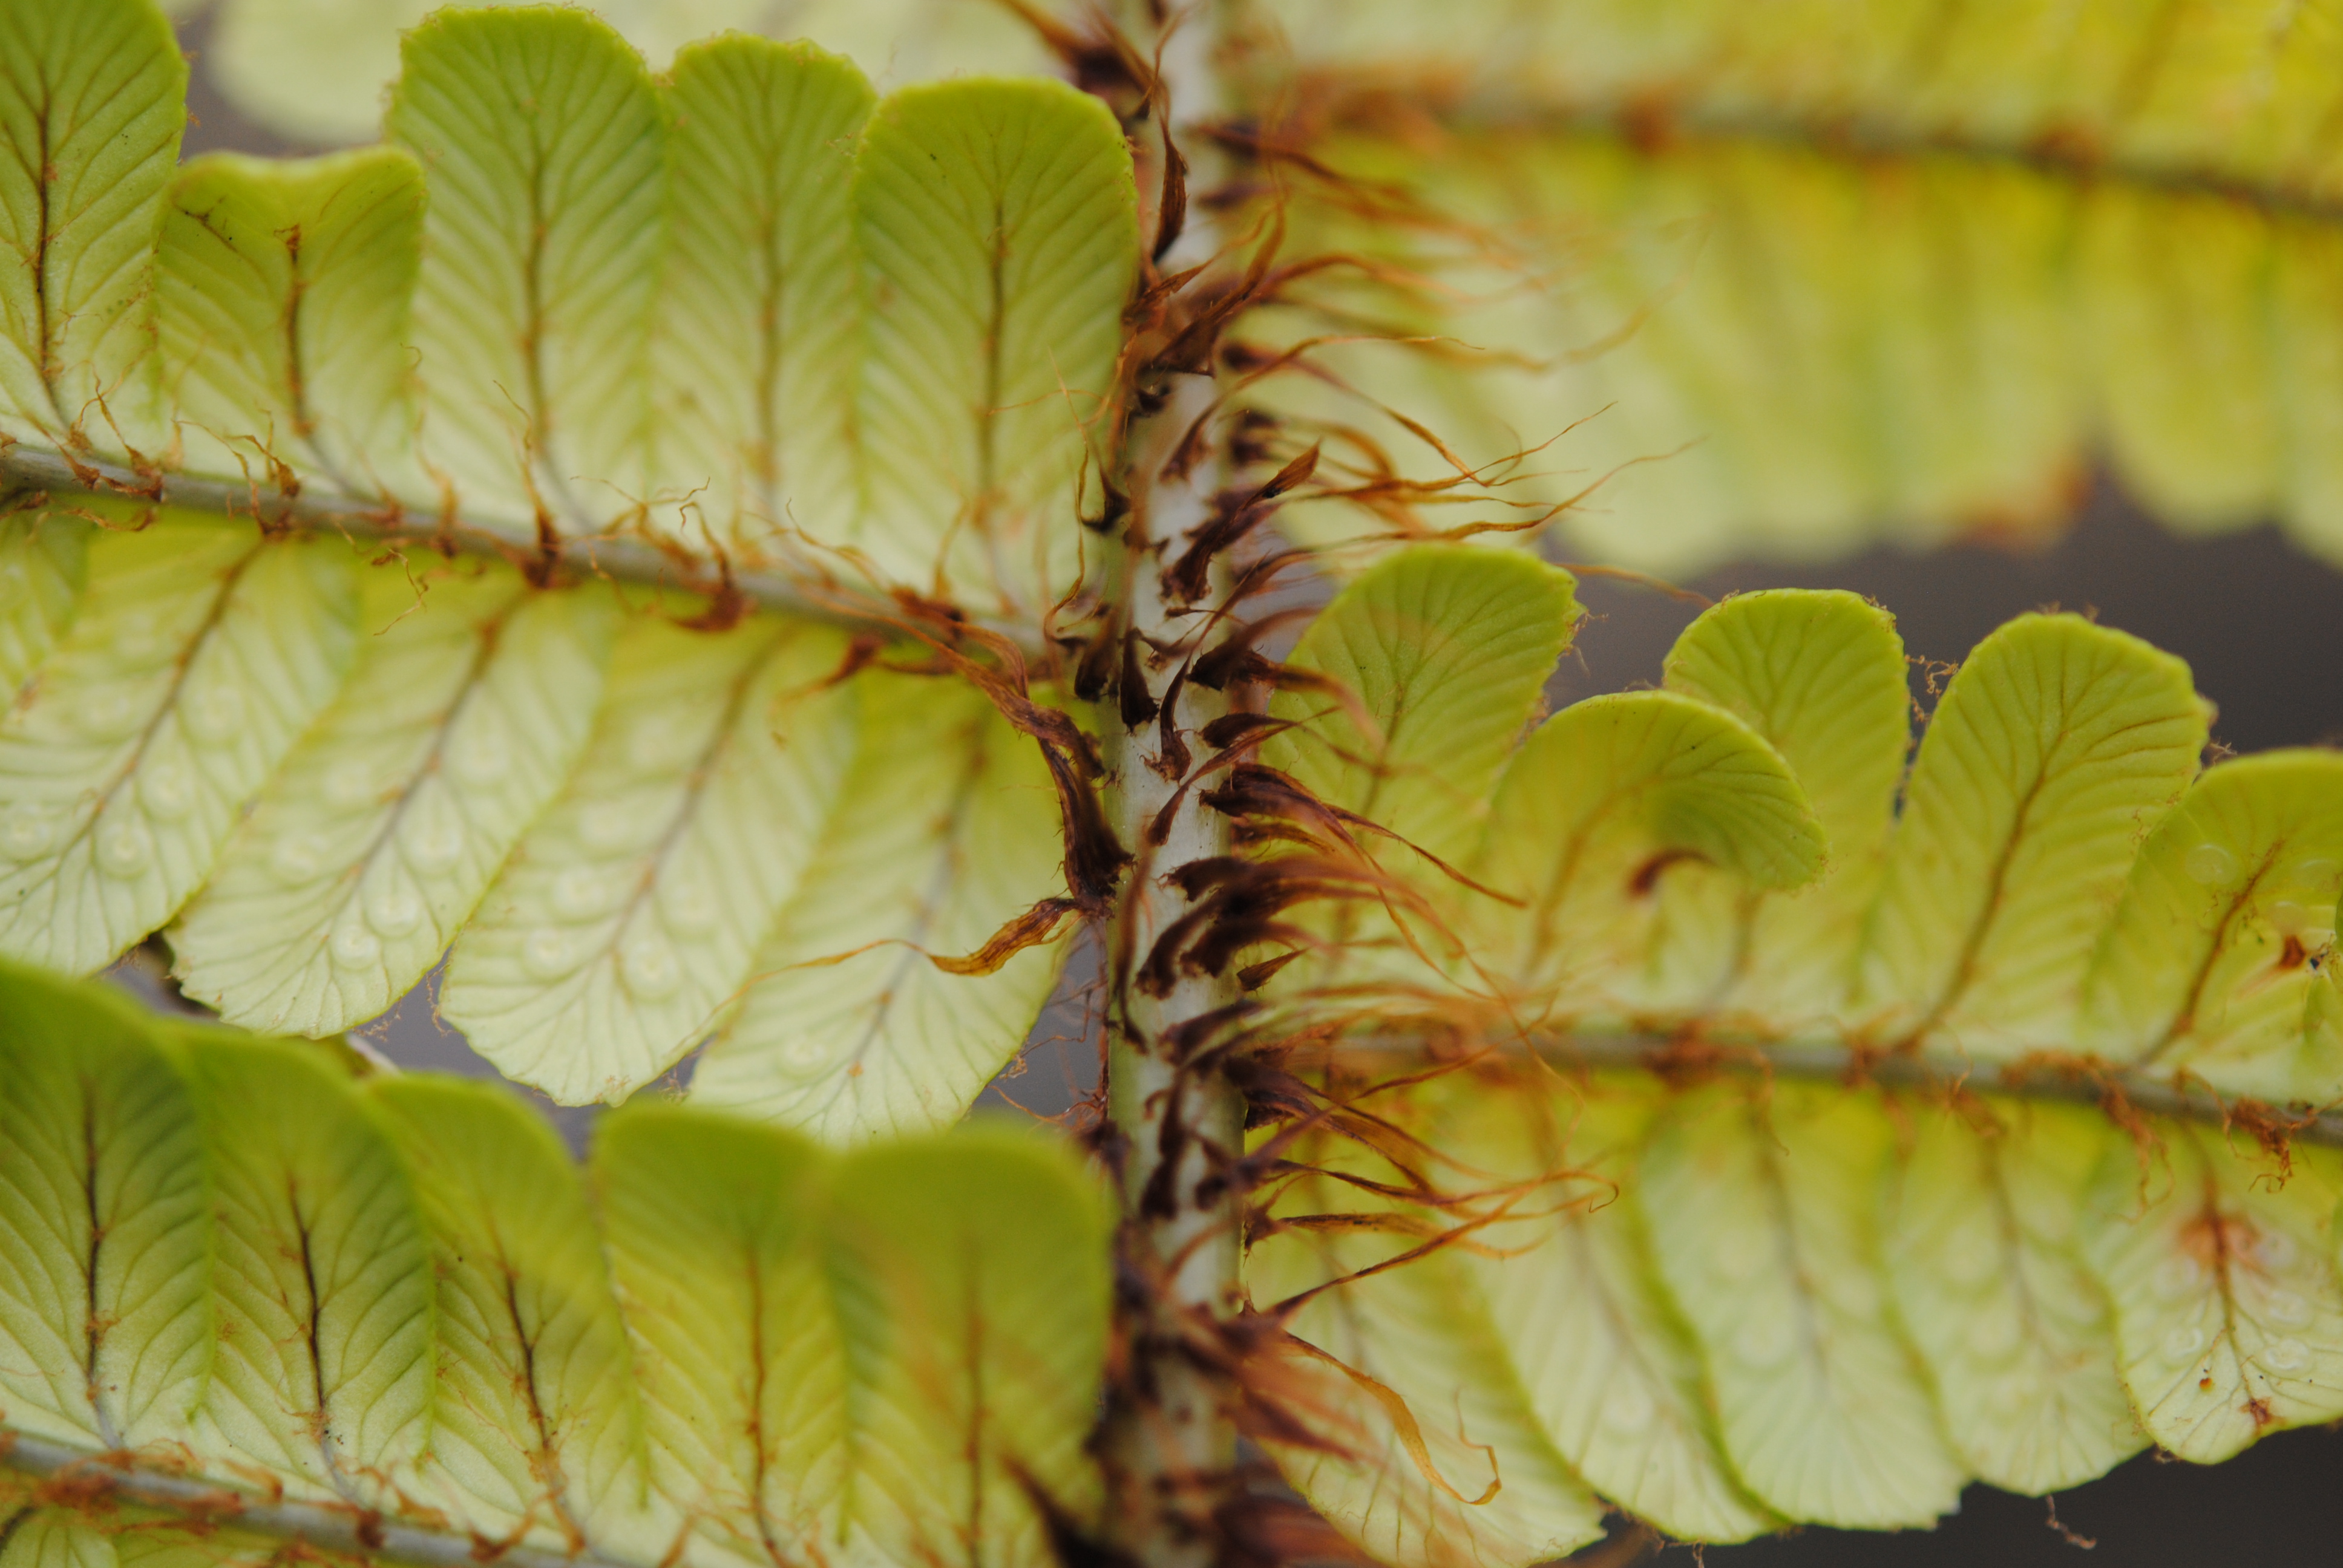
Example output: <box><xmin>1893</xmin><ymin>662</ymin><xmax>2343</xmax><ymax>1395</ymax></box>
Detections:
<box><xmin>598</xmin><ymin>1109</ymin><xmax>849</xmax><ymax>1561</ymax></box>
<box><xmin>1473</xmin><ymin>688</ymin><xmax>1824</xmax><ymax>1013</ymax></box>
<box><xmin>690</xmin><ymin>672</ymin><xmax>1071</xmax><ymax>1140</ymax></box>
<box><xmin>442</xmin><ymin>613</ymin><xmax>859</xmax><ymax>1106</ymax></box>
<box><xmin>156</xmin><ymin>148</ymin><xmax>425</xmax><ymax>493</ymax></box>
<box><xmin>0</xmin><ymin>0</ymin><xmax>184</xmax><ymax>453</ymax></box>
<box><xmin>177</xmin><ymin>1025</ymin><xmax>435</xmax><ymax>1505</ymax></box>
<box><xmin>825</xmin><ymin>1134</ymin><xmax>1112</xmax><ymax>1559</ymax></box>
<box><xmin>1651</xmin><ymin>589</ymin><xmax>1909</xmax><ymax>1021</ymax></box>
<box><xmin>1856</xmin><ymin>613</ymin><xmax>2206</xmax><ymax>1054</ymax></box>
<box><xmin>1663</xmin><ymin>591</ymin><xmax>1910</xmax><ymax>851</ymax></box>
<box><xmin>387</xmin><ymin>7</ymin><xmax>666</xmax><ymax>533</ymax></box>
<box><xmin>2077</xmin><ymin>751</ymin><xmax>2343</xmax><ymax>1103</ymax></box>
<box><xmin>1256</xmin><ymin>544</ymin><xmax>1579</xmax><ymax>1002</ymax></box>
<box><xmin>366</xmin><ymin>1074</ymin><xmax>652</xmax><ymax>1554</ymax></box>
<box><xmin>1639</xmin><ymin>1080</ymin><xmax>1965</xmax><ymax>1530</ymax></box>
<box><xmin>0</xmin><ymin>967</ymin><xmax>208</xmax><ymax>1452</ymax></box>
<box><xmin>656</xmin><ymin>36</ymin><xmax>871</xmax><ymax>560</ymax></box>
<box><xmin>1881</xmin><ymin>1100</ymin><xmax>2143</xmax><ymax>1494</ymax></box>
<box><xmin>0</xmin><ymin>956</ymin><xmax>1113</xmax><ymax>1567</ymax></box>
<box><xmin>2085</xmin><ymin>1122</ymin><xmax>2343</xmax><ymax>1463</ymax></box>
<box><xmin>0</xmin><ymin>505</ymin><xmax>358</xmax><ymax>974</ymax></box>
<box><xmin>1438</xmin><ymin>1079</ymin><xmax>1776</xmax><ymax>1544</ymax></box>
<box><xmin>597</xmin><ymin>1109</ymin><xmax>1112</xmax><ymax>1566</ymax></box>
<box><xmin>1267</xmin><ymin>544</ymin><xmax>1579</xmax><ymax>869</ymax></box>
<box><xmin>171</xmin><ymin>566</ymin><xmax>617</xmax><ymax>1037</ymax></box>
<box><xmin>853</xmin><ymin>77</ymin><xmax>1137</xmax><ymax>618</ymax></box>
<box><xmin>0</xmin><ymin>511</ymin><xmax>88</xmax><ymax>705</ymax></box>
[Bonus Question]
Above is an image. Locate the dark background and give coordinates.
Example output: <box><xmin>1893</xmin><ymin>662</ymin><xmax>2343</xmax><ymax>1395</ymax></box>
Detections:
<box><xmin>146</xmin><ymin>11</ymin><xmax>2343</xmax><ymax>1564</ymax></box>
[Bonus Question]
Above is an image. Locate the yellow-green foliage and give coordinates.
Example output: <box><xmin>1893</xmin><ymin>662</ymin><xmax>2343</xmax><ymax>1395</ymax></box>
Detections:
<box><xmin>1236</xmin><ymin>547</ymin><xmax>2343</xmax><ymax>1563</ymax></box>
<box><xmin>1266</xmin><ymin>550</ymin><xmax>2338</xmax><ymax>1108</ymax></box>
<box><xmin>0</xmin><ymin>504</ymin><xmax>1070</xmax><ymax>1127</ymax></box>
<box><xmin>1257</xmin><ymin>1071</ymin><xmax>2343</xmax><ymax>1561</ymax></box>
<box><xmin>1240</xmin><ymin>1</ymin><xmax>2343</xmax><ymax>572</ymax></box>
<box><xmin>10</xmin><ymin>5</ymin><xmax>2343</xmax><ymax>1563</ymax></box>
<box><xmin>0</xmin><ymin>958</ymin><xmax>1112</xmax><ymax>1568</ymax></box>
<box><xmin>0</xmin><ymin>0</ymin><xmax>1118</xmax><ymax>1126</ymax></box>
<box><xmin>1</xmin><ymin>0</ymin><xmax>1137</xmax><ymax>622</ymax></box>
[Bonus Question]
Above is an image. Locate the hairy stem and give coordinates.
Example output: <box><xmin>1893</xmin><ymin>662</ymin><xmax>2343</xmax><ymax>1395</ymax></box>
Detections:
<box><xmin>1101</xmin><ymin>313</ymin><xmax>1244</xmax><ymax>1568</ymax></box>
<box><xmin>1098</xmin><ymin>12</ymin><xmax>1246</xmax><ymax>1562</ymax></box>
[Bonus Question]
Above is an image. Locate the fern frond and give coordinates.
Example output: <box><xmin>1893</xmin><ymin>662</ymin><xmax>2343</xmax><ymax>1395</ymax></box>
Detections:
<box><xmin>0</xmin><ymin>0</ymin><xmax>1127</xmax><ymax>1126</ymax></box>
<box><xmin>1221</xmin><ymin>546</ymin><xmax>2343</xmax><ymax>1559</ymax></box>
<box><xmin>0</xmin><ymin>500</ymin><xmax>1070</xmax><ymax>1123</ymax></box>
<box><xmin>1273</xmin><ymin>548</ymin><xmax>2343</xmax><ymax>1109</ymax></box>
<box><xmin>1</xmin><ymin>2</ymin><xmax>1137</xmax><ymax>624</ymax></box>
<box><xmin>1237</xmin><ymin>1</ymin><xmax>2343</xmax><ymax>571</ymax></box>
<box><xmin>16</xmin><ymin>7</ymin><xmax>2341</xmax><ymax>1562</ymax></box>
<box><xmin>1258</xmin><ymin>1068</ymin><xmax>2343</xmax><ymax>1561</ymax></box>
<box><xmin>434</xmin><ymin>613</ymin><xmax>862</xmax><ymax>1103</ymax></box>
<box><xmin>851</xmin><ymin>75</ymin><xmax>1138</xmax><ymax>607</ymax></box>
<box><xmin>1650</xmin><ymin>589</ymin><xmax>1910</xmax><ymax>1019</ymax></box>
<box><xmin>0</xmin><ymin>958</ymin><xmax>1110</xmax><ymax>1568</ymax></box>
<box><xmin>2080</xmin><ymin>751</ymin><xmax>2343</xmax><ymax>1096</ymax></box>
<box><xmin>1265</xmin><ymin>546</ymin><xmax>1581</xmax><ymax>869</ymax></box>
